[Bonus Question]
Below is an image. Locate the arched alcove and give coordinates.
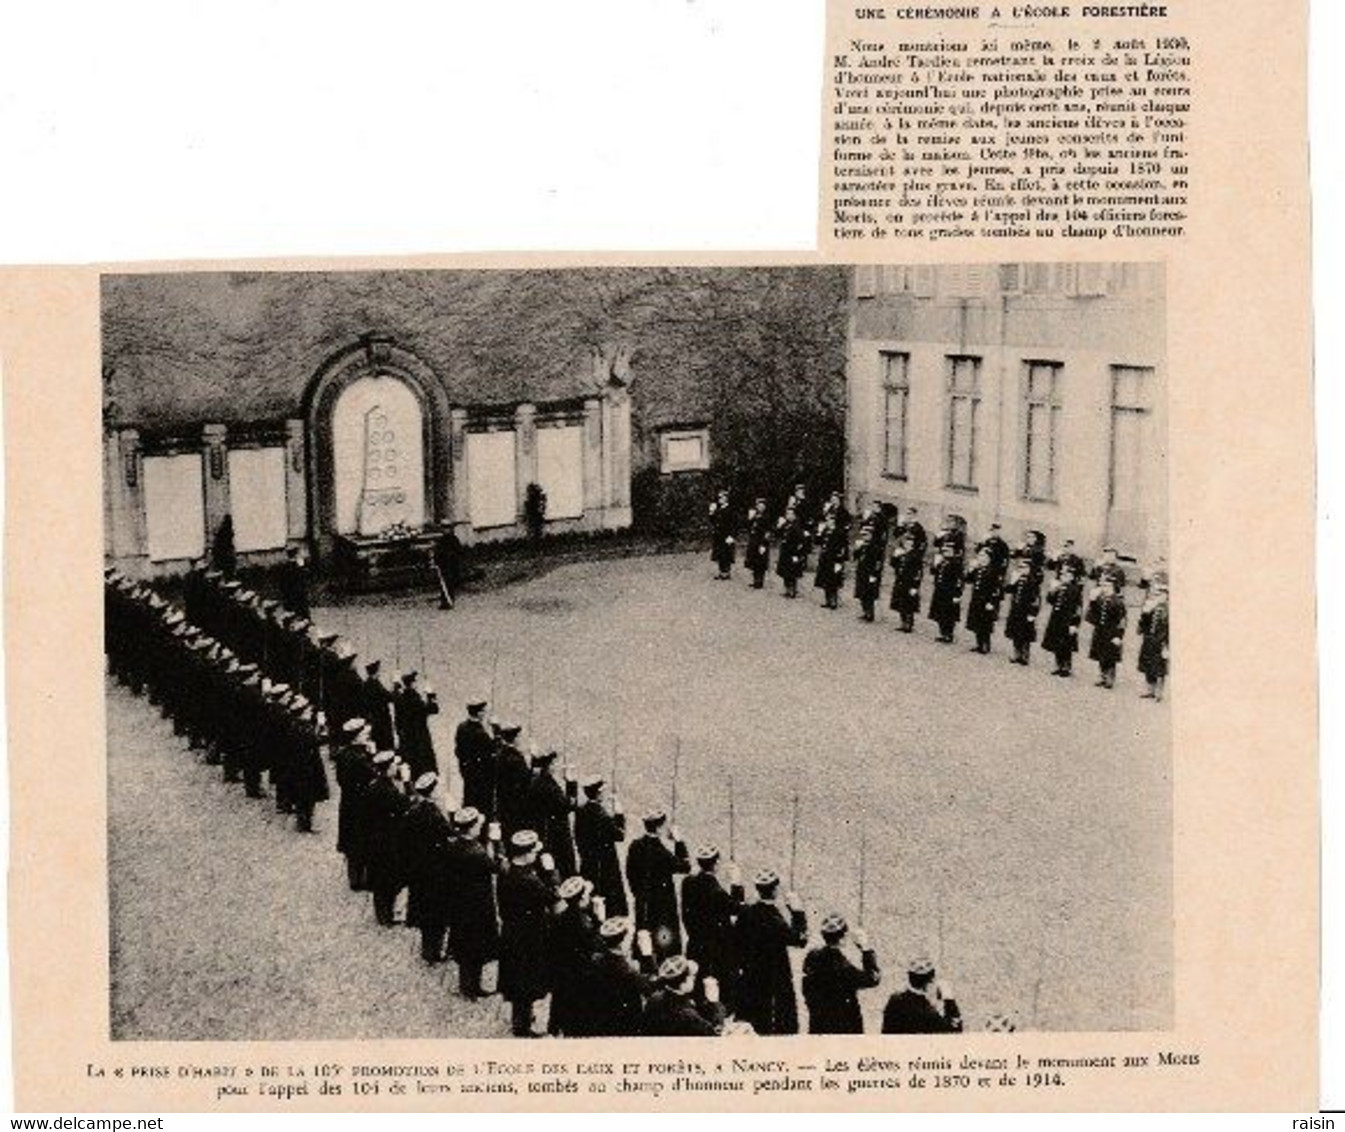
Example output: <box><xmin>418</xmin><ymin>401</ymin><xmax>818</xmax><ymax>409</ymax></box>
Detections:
<box><xmin>303</xmin><ymin>335</ymin><xmax>451</xmax><ymax>553</ymax></box>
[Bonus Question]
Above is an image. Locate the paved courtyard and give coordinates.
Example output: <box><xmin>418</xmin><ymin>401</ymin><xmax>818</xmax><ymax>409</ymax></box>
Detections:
<box><xmin>109</xmin><ymin>550</ymin><xmax>1171</xmax><ymax>1038</ymax></box>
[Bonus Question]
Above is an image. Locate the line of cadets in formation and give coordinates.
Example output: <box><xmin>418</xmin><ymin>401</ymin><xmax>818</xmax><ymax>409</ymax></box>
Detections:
<box><xmin>104</xmin><ymin>564</ymin><xmax>1020</xmax><ymax>1039</ymax></box>
<box><xmin>710</xmin><ymin>485</ymin><xmax>1171</xmax><ymax>698</ymax></box>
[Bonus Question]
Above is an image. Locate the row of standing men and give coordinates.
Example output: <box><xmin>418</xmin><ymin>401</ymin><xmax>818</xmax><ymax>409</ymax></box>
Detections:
<box><xmin>710</xmin><ymin>487</ymin><xmax>1170</xmax><ymax>698</ymax></box>
<box><xmin>106</xmin><ymin>565</ymin><xmax>989</xmax><ymax>1037</ymax></box>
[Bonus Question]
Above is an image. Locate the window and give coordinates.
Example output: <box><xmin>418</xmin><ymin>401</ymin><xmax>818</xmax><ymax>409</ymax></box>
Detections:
<box><xmin>660</xmin><ymin>428</ymin><xmax>710</xmax><ymax>473</ymax></box>
<box><xmin>941</xmin><ymin>265</ymin><xmax>988</xmax><ymax>298</ymax></box>
<box><xmin>1022</xmin><ymin>362</ymin><xmax>1063</xmax><ymax>502</ymax></box>
<box><xmin>882</xmin><ymin>352</ymin><xmax>910</xmax><ymax>479</ymax></box>
<box><xmin>945</xmin><ymin>356</ymin><xmax>981</xmax><ymax>490</ymax></box>
<box><xmin>1109</xmin><ymin>366</ymin><xmax>1155</xmax><ymax>510</ymax></box>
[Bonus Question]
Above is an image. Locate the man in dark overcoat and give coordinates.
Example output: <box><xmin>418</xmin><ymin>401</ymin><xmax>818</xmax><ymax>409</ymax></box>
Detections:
<box><xmin>680</xmin><ymin>846</ymin><xmax>744</xmax><ymax>1009</ymax></box>
<box><xmin>734</xmin><ymin>869</ymin><xmax>808</xmax><ymax>1035</ymax></box>
<box><xmin>625</xmin><ymin>810</ymin><xmax>691</xmax><ymax>961</ymax></box>
<box><xmin>454</xmin><ymin>700</ymin><xmax>496</xmax><ymax>816</ymax></box>
<box><xmin>801</xmin><ymin>914</ymin><xmax>881</xmax><ymax>1034</ymax></box>
<box><xmin>928</xmin><ymin>544</ymin><xmax>965</xmax><ymax>643</ymax></box>
<box><xmin>1086</xmin><ymin>575</ymin><xmax>1129</xmax><ymax>688</ymax></box>
<box><xmin>525</xmin><ymin>749</ymin><xmax>578</xmax><ymax>879</ymax></box>
<box><xmin>964</xmin><ymin>548</ymin><xmax>1002</xmax><ymax>654</ymax></box>
<box><xmin>394</xmin><ymin>671</ymin><xmax>439</xmax><ymax>779</ymax></box>
<box><xmin>403</xmin><ymin>772</ymin><xmax>454</xmax><ymax>962</ymax></box>
<box><xmin>444</xmin><ymin>807</ymin><xmax>501</xmax><ymax>998</ymax></box>
<box><xmin>496</xmin><ymin>830</ymin><xmax>559</xmax><ymax>1037</ymax></box>
<box><xmin>1042</xmin><ymin>565</ymin><xmax>1086</xmax><ymax>677</ymax></box>
<box><xmin>743</xmin><ymin>498</ymin><xmax>773</xmax><ymax>589</ymax></box>
<box><xmin>574</xmin><ymin>776</ymin><xmax>628</xmax><ymax>917</ymax></box>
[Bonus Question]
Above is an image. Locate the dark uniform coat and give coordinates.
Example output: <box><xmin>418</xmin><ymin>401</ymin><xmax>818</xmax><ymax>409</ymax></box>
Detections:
<box><xmin>403</xmin><ymin>796</ymin><xmax>454</xmax><ymax>929</ymax></box>
<box><xmin>964</xmin><ymin>561</ymin><xmax>1003</xmax><ymax>637</ymax></box>
<box><xmin>394</xmin><ymin>685</ymin><xmax>439</xmax><ymax>779</ymax></box>
<box><xmin>853</xmin><ymin>520</ymin><xmax>888</xmax><ymax>604</ymax></box>
<box><xmin>1086</xmin><ymin>591</ymin><xmax>1129</xmax><ymax>665</ymax></box>
<box><xmin>882</xmin><ymin>988</ymin><xmax>962</xmax><ymax>1034</ymax></box>
<box><xmin>1042</xmin><ymin>577</ymin><xmax>1085</xmax><ymax>655</ymax></box>
<box><xmin>454</xmin><ymin>716</ymin><xmax>496</xmax><ymax>816</ymax></box>
<box><xmin>1137</xmin><ymin>599</ymin><xmax>1170</xmax><ymax>679</ymax></box>
<box><xmin>548</xmin><ymin>901</ymin><xmax>600</xmax><ymax>1035</ymax></box>
<box><xmin>734</xmin><ymin>900</ymin><xmax>808</xmax><ymax>1035</ymax></box>
<box><xmin>526</xmin><ymin>771</ymin><xmax>578</xmax><ymax>879</ymax></box>
<box><xmin>582</xmin><ymin>949</ymin><xmax>653</xmax><ymax>1037</ymax></box>
<box><xmin>681</xmin><ymin>871</ymin><xmax>743</xmax><ymax>993</ymax></box>
<box><xmin>333</xmin><ymin>742</ymin><xmax>374</xmax><ymax>864</ymax></box>
<box><xmin>1003</xmin><ymin>561</ymin><xmax>1044</xmax><ymax>645</ymax></box>
<box><xmin>889</xmin><ymin>543</ymin><xmax>925</xmax><ymax>615</ymax></box>
<box><xmin>813</xmin><ymin>519</ymin><xmax>850</xmax><ymax>592</ymax></box>
<box><xmin>361</xmin><ymin>676</ymin><xmax>398</xmax><ymax>753</ymax></box>
<box><xmin>744</xmin><ymin>506</ymin><xmax>772</xmax><ymax>575</ymax></box>
<box><xmin>625</xmin><ymin>834</ymin><xmax>691</xmax><ymax>957</ymax></box>
<box><xmin>774</xmin><ymin>517</ymin><xmax>809</xmax><ymax>583</ymax></box>
<box><xmin>445</xmin><ymin>836</ymin><xmax>500</xmax><ymax>964</ymax></box>
<box><xmin>497</xmin><ymin>861</ymin><xmax>557</xmax><ymax>1005</ymax></box>
<box><xmin>365</xmin><ymin>774</ymin><xmax>411</xmax><ymax>894</ymax></box>
<box><xmin>802</xmin><ymin>945</ymin><xmax>882</xmax><ymax>1034</ymax></box>
<box><xmin>642</xmin><ymin>991</ymin><xmax>724</xmax><ymax>1036</ymax></box>
<box><xmin>928</xmin><ymin>555</ymin><xmax>965</xmax><ymax>631</ymax></box>
<box><xmin>575</xmin><ymin>800</ymin><xmax>629</xmax><ymax>917</ymax></box>
<box><xmin>494</xmin><ymin>742</ymin><xmax>532</xmax><ymax>836</ymax></box>
<box><xmin>709</xmin><ymin>500</ymin><xmax>736</xmax><ymax>571</ymax></box>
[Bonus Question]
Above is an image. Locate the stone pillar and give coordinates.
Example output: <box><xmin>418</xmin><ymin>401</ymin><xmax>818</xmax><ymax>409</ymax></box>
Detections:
<box><xmin>109</xmin><ymin>428</ymin><xmax>148</xmax><ymax>570</ymax></box>
<box><xmin>284</xmin><ymin>419</ymin><xmax>307</xmax><ymax>543</ymax></box>
<box><xmin>449</xmin><ymin>407</ymin><xmax>470</xmax><ymax>533</ymax></box>
<box><xmin>604</xmin><ymin>388</ymin><xmax>633</xmax><ymax>529</ymax></box>
<box><xmin>514</xmin><ymin>402</ymin><xmax>538</xmax><ymax>527</ymax></box>
<box><xmin>582</xmin><ymin>397</ymin><xmax>604</xmax><ymax>531</ymax></box>
<box><xmin>202</xmin><ymin>424</ymin><xmax>231</xmax><ymax>556</ymax></box>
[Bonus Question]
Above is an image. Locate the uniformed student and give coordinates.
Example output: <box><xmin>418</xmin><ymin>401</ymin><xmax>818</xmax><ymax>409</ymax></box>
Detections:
<box><xmin>709</xmin><ymin>490</ymin><xmax>736</xmax><ymax>580</ymax></box>
<box><xmin>525</xmin><ymin>747</ymin><xmax>579</xmax><ymax>879</ymax></box>
<box><xmin>361</xmin><ymin>659</ymin><xmax>397</xmax><ymax>753</ymax></box>
<box><xmin>801</xmin><ymin>914</ymin><xmax>881</xmax><ymax>1034</ymax></box>
<box><xmin>496</xmin><ymin>829</ymin><xmax>559</xmax><ymax>1037</ymax></box>
<box><xmin>681</xmin><ymin>845</ymin><xmax>744</xmax><ymax>1009</ymax></box>
<box><xmin>774</xmin><ymin>507</ymin><xmax>809</xmax><ymax>599</ymax></box>
<box><xmin>403</xmin><ymin>771</ymin><xmax>454</xmax><ymax>963</ymax></box>
<box><xmin>734</xmin><ymin>869</ymin><xmax>808</xmax><ymax>1035</ymax></box>
<box><xmin>575</xmin><ymin>776</ymin><xmax>629</xmax><ymax>918</ymax></box>
<box><xmin>963</xmin><ymin>548</ymin><xmax>1002</xmax><ymax>654</ymax></box>
<box><xmin>744</xmin><ymin>498</ymin><xmax>773</xmax><ymax>589</ymax></box>
<box><xmin>493</xmin><ymin>723</ymin><xmax>532</xmax><ymax>836</ymax></box>
<box><xmin>366</xmin><ymin>749</ymin><xmax>411</xmax><ymax>926</ymax></box>
<box><xmin>975</xmin><ymin>522</ymin><xmax>1011</xmax><ymax>587</ymax></box>
<box><xmin>1137</xmin><ymin>582</ymin><xmax>1170</xmax><ymax>701</ymax></box>
<box><xmin>813</xmin><ymin>512</ymin><xmax>850</xmax><ymax>611</ymax></box>
<box><xmin>625</xmin><ymin>810</ymin><xmax>692</xmax><ymax>961</ymax></box>
<box><xmin>642</xmin><ymin>956</ymin><xmax>725</xmax><ymax>1036</ymax></box>
<box><xmin>444</xmin><ymin>807</ymin><xmax>501</xmax><ymax>999</ymax></box>
<box><xmin>454</xmin><ymin>699</ymin><xmax>496</xmax><ymax>817</ymax></box>
<box><xmin>852</xmin><ymin>504</ymin><xmax>888</xmax><ymax>622</ymax></box>
<box><xmin>1089</xmin><ymin>545</ymin><xmax>1128</xmax><ymax>591</ymax></box>
<box><xmin>394</xmin><ymin>670</ymin><xmax>439</xmax><ymax>779</ymax></box>
<box><xmin>1042</xmin><ymin>565</ymin><xmax>1086</xmax><ymax>677</ymax></box>
<box><xmin>547</xmin><ymin>876</ymin><xmax>601</xmax><ymax>1036</ymax></box>
<box><xmin>928</xmin><ymin>544</ymin><xmax>965</xmax><ymax>643</ymax></box>
<box><xmin>881</xmin><ymin>957</ymin><xmax>963</xmax><ymax>1034</ymax></box>
<box><xmin>1086</xmin><ymin>575</ymin><xmax>1129</xmax><ymax>689</ymax></box>
<box><xmin>581</xmin><ymin>917</ymin><xmax>656</xmax><ymax>1037</ymax></box>
<box><xmin>888</xmin><ymin>532</ymin><xmax>924</xmax><ymax>633</ymax></box>
<box><xmin>1002</xmin><ymin>543</ymin><xmax>1044</xmax><ymax>666</ymax></box>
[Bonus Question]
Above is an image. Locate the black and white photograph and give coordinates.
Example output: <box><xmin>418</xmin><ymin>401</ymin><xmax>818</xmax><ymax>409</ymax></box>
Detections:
<box><xmin>101</xmin><ymin>262</ymin><xmax>1169</xmax><ymax>1042</ymax></box>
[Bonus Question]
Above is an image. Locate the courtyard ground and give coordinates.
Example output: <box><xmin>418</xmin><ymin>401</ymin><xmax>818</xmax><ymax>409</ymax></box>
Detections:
<box><xmin>109</xmin><ymin>550</ymin><xmax>1171</xmax><ymax>1038</ymax></box>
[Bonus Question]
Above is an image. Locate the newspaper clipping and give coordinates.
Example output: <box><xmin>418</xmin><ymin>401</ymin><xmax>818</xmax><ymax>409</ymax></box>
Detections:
<box><xmin>0</xmin><ymin>0</ymin><xmax>1316</xmax><ymax>1114</ymax></box>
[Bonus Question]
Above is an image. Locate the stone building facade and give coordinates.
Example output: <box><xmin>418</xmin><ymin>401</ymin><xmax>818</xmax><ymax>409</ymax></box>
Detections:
<box><xmin>845</xmin><ymin>263</ymin><xmax>1167</xmax><ymax>561</ymax></box>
